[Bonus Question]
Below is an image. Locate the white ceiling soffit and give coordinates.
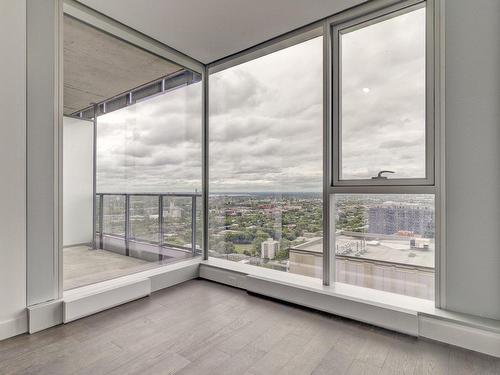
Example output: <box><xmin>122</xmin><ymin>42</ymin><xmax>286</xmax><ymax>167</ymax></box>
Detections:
<box><xmin>77</xmin><ymin>0</ymin><xmax>367</xmax><ymax>64</ymax></box>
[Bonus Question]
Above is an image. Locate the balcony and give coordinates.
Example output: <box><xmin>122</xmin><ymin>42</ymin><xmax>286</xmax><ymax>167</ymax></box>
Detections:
<box><xmin>64</xmin><ymin>192</ymin><xmax>201</xmax><ymax>290</ymax></box>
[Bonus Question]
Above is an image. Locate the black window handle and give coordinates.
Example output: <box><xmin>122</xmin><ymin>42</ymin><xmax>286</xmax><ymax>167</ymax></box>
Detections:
<box><xmin>371</xmin><ymin>170</ymin><xmax>395</xmax><ymax>179</ymax></box>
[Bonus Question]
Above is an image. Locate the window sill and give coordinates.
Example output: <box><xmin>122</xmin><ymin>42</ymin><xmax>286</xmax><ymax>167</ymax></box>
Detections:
<box><xmin>201</xmin><ymin>257</ymin><xmax>434</xmax><ymax>314</ymax></box>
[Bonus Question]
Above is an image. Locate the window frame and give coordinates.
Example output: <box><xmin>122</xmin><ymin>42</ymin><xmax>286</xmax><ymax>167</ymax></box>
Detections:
<box><xmin>331</xmin><ymin>0</ymin><xmax>435</xmax><ymax>187</ymax></box>
<box><xmin>207</xmin><ymin>26</ymin><xmax>327</xmax><ymax>276</ymax></box>
<box><xmin>326</xmin><ymin>0</ymin><xmax>443</xmax><ymax>306</ymax></box>
<box><xmin>205</xmin><ymin>0</ymin><xmax>443</xmax><ymax>306</ymax></box>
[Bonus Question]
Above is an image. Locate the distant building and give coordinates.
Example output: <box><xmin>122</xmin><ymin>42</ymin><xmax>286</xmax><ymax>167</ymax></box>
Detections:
<box><xmin>368</xmin><ymin>202</ymin><xmax>434</xmax><ymax>236</ymax></box>
<box><xmin>410</xmin><ymin>237</ymin><xmax>430</xmax><ymax>249</ymax></box>
<box><xmin>289</xmin><ymin>237</ymin><xmax>323</xmax><ymax>278</ymax></box>
<box><xmin>289</xmin><ymin>236</ymin><xmax>435</xmax><ymax>300</ymax></box>
<box><xmin>261</xmin><ymin>238</ymin><xmax>279</xmax><ymax>259</ymax></box>
<box><xmin>167</xmin><ymin>200</ymin><xmax>182</xmax><ymax>219</ymax></box>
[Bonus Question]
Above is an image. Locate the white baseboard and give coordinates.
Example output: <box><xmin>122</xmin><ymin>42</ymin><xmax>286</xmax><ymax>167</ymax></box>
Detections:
<box><xmin>246</xmin><ymin>275</ymin><xmax>419</xmax><ymax>336</ymax></box>
<box><xmin>199</xmin><ymin>263</ymin><xmax>419</xmax><ymax>335</ymax></box>
<box><xmin>419</xmin><ymin>315</ymin><xmax>500</xmax><ymax>358</ymax></box>
<box><xmin>28</xmin><ymin>299</ymin><xmax>63</xmax><ymax>333</ymax></box>
<box><xmin>199</xmin><ymin>262</ymin><xmax>247</xmax><ymax>289</ymax></box>
<box><xmin>9</xmin><ymin>258</ymin><xmax>500</xmax><ymax>359</ymax></box>
<box><xmin>0</xmin><ymin>313</ymin><xmax>28</xmax><ymax>341</ymax></box>
<box><xmin>199</xmin><ymin>260</ymin><xmax>500</xmax><ymax>358</ymax></box>
<box><xmin>64</xmin><ymin>278</ymin><xmax>151</xmax><ymax>323</ymax></box>
<box><xmin>141</xmin><ymin>261</ymin><xmax>200</xmax><ymax>292</ymax></box>
<box><xmin>62</xmin><ymin>259</ymin><xmax>201</xmax><ymax>323</ymax></box>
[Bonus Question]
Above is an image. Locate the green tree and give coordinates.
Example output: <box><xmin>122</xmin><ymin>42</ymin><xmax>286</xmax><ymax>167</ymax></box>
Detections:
<box><xmin>215</xmin><ymin>241</ymin><xmax>235</xmax><ymax>254</ymax></box>
<box><xmin>275</xmin><ymin>248</ymin><xmax>289</xmax><ymax>261</ymax></box>
<box><xmin>252</xmin><ymin>238</ymin><xmax>262</xmax><ymax>256</ymax></box>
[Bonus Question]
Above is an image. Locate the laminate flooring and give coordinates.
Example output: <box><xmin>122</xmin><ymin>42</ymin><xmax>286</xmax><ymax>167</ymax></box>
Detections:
<box><xmin>1</xmin><ymin>280</ymin><xmax>499</xmax><ymax>375</ymax></box>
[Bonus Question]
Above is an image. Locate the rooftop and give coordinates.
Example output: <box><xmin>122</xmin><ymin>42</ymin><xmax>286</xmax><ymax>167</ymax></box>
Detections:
<box><xmin>291</xmin><ymin>234</ymin><xmax>435</xmax><ymax>269</ymax></box>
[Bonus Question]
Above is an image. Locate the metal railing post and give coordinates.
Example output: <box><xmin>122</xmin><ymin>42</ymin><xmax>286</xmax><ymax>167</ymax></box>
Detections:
<box><xmin>124</xmin><ymin>194</ymin><xmax>130</xmax><ymax>256</ymax></box>
<box><xmin>191</xmin><ymin>195</ymin><xmax>197</xmax><ymax>255</ymax></box>
<box><xmin>99</xmin><ymin>193</ymin><xmax>104</xmax><ymax>249</ymax></box>
<box><xmin>159</xmin><ymin>195</ymin><xmax>164</xmax><ymax>246</ymax></box>
<box><xmin>91</xmin><ymin>104</ymin><xmax>98</xmax><ymax>249</ymax></box>
<box><xmin>158</xmin><ymin>195</ymin><xmax>165</xmax><ymax>261</ymax></box>
<box><xmin>202</xmin><ymin>66</ymin><xmax>209</xmax><ymax>260</ymax></box>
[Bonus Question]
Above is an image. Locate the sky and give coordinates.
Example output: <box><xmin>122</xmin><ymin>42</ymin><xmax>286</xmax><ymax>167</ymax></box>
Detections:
<box><xmin>96</xmin><ymin>7</ymin><xmax>425</xmax><ymax>193</ymax></box>
<box><xmin>96</xmin><ymin>84</ymin><xmax>203</xmax><ymax>193</ymax></box>
<box><xmin>209</xmin><ymin>37</ymin><xmax>323</xmax><ymax>192</ymax></box>
<box><xmin>340</xmin><ymin>7</ymin><xmax>426</xmax><ymax>179</ymax></box>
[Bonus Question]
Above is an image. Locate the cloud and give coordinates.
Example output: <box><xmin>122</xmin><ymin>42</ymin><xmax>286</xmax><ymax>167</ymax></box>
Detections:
<box><xmin>379</xmin><ymin>138</ymin><xmax>422</xmax><ymax>149</ymax></box>
<box><xmin>338</xmin><ymin>7</ymin><xmax>426</xmax><ymax>179</ymax></box>
<box><xmin>96</xmin><ymin>83</ymin><xmax>203</xmax><ymax>193</ymax></box>
<box><xmin>209</xmin><ymin>69</ymin><xmax>266</xmax><ymax>115</ymax></box>
<box><xmin>208</xmin><ymin>37</ymin><xmax>323</xmax><ymax>192</ymax></box>
<box><xmin>95</xmin><ymin>8</ymin><xmax>426</xmax><ymax>192</ymax></box>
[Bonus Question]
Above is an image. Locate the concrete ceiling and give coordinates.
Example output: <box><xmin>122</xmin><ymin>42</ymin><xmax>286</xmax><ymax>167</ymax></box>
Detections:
<box><xmin>77</xmin><ymin>0</ymin><xmax>366</xmax><ymax>64</ymax></box>
<box><xmin>64</xmin><ymin>15</ymin><xmax>183</xmax><ymax>115</ymax></box>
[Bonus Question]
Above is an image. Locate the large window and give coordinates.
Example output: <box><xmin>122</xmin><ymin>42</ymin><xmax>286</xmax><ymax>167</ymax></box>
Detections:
<box><xmin>331</xmin><ymin>1</ymin><xmax>436</xmax><ymax>300</ymax></box>
<box><xmin>95</xmin><ymin>82</ymin><xmax>203</xmax><ymax>261</ymax></box>
<box><xmin>209</xmin><ymin>36</ymin><xmax>324</xmax><ymax>278</ymax></box>
<box><xmin>61</xmin><ymin>0</ymin><xmax>440</xmax><ymax>307</ymax></box>
<box><xmin>333</xmin><ymin>2</ymin><xmax>432</xmax><ymax>185</ymax></box>
<box><xmin>63</xmin><ymin>14</ymin><xmax>203</xmax><ymax>290</ymax></box>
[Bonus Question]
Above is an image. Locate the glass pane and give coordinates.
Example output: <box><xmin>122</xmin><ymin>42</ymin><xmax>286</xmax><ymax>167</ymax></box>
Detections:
<box><xmin>162</xmin><ymin>196</ymin><xmax>194</xmax><ymax>249</ymax></box>
<box><xmin>129</xmin><ymin>196</ymin><xmax>159</xmax><ymax>243</ymax></box>
<box><xmin>195</xmin><ymin>195</ymin><xmax>203</xmax><ymax>253</ymax></box>
<box><xmin>96</xmin><ymin>194</ymin><xmax>101</xmax><ymax>233</ymax></box>
<box><xmin>102</xmin><ymin>195</ymin><xmax>125</xmax><ymax>236</ymax></box>
<box><xmin>97</xmin><ymin>85</ymin><xmax>202</xmax><ymax>194</ymax></box>
<box><xmin>209</xmin><ymin>37</ymin><xmax>323</xmax><ymax>278</ymax></box>
<box><xmin>334</xmin><ymin>194</ymin><xmax>435</xmax><ymax>300</ymax></box>
<box><xmin>97</xmin><ymin>85</ymin><xmax>202</xmax><ymax>256</ymax></box>
<box><xmin>340</xmin><ymin>7</ymin><xmax>426</xmax><ymax>180</ymax></box>
<box><xmin>63</xmin><ymin>14</ymin><xmax>204</xmax><ymax>290</ymax></box>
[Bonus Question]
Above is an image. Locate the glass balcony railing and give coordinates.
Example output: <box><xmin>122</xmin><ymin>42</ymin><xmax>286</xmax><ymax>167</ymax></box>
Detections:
<box><xmin>96</xmin><ymin>193</ymin><xmax>202</xmax><ymax>260</ymax></box>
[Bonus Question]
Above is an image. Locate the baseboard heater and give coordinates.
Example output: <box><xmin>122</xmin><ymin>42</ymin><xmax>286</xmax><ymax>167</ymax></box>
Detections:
<box><xmin>198</xmin><ymin>263</ymin><xmax>419</xmax><ymax>336</ymax></box>
<box><xmin>63</xmin><ymin>278</ymin><xmax>151</xmax><ymax>323</ymax></box>
<box><xmin>245</xmin><ymin>275</ymin><xmax>419</xmax><ymax>336</ymax></box>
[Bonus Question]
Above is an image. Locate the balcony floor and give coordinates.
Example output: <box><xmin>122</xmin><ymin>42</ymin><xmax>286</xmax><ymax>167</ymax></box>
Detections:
<box><xmin>63</xmin><ymin>245</ymin><xmax>168</xmax><ymax>290</ymax></box>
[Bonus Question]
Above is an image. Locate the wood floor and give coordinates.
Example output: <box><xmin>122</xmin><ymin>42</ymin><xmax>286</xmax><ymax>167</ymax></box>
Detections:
<box><xmin>1</xmin><ymin>280</ymin><xmax>499</xmax><ymax>375</ymax></box>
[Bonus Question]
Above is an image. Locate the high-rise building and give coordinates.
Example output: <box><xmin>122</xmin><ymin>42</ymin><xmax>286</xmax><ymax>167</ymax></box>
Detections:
<box><xmin>368</xmin><ymin>202</ymin><xmax>434</xmax><ymax>236</ymax></box>
<box><xmin>261</xmin><ymin>238</ymin><xmax>280</xmax><ymax>259</ymax></box>
<box><xmin>167</xmin><ymin>200</ymin><xmax>182</xmax><ymax>219</ymax></box>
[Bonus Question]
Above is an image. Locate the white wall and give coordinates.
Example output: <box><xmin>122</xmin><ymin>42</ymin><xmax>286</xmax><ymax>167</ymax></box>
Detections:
<box><xmin>445</xmin><ymin>0</ymin><xmax>500</xmax><ymax>319</ymax></box>
<box><xmin>63</xmin><ymin>117</ymin><xmax>94</xmax><ymax>247</ymax></box>
<box><xmin>0</xmin><ymin>0</ymin><xmax>28</xmax><ymax>339</ymax></box>
<box><xmin>26</xmin><ymin>0</ymin><xmax>62</xmax><ymax>306</ymax></box>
